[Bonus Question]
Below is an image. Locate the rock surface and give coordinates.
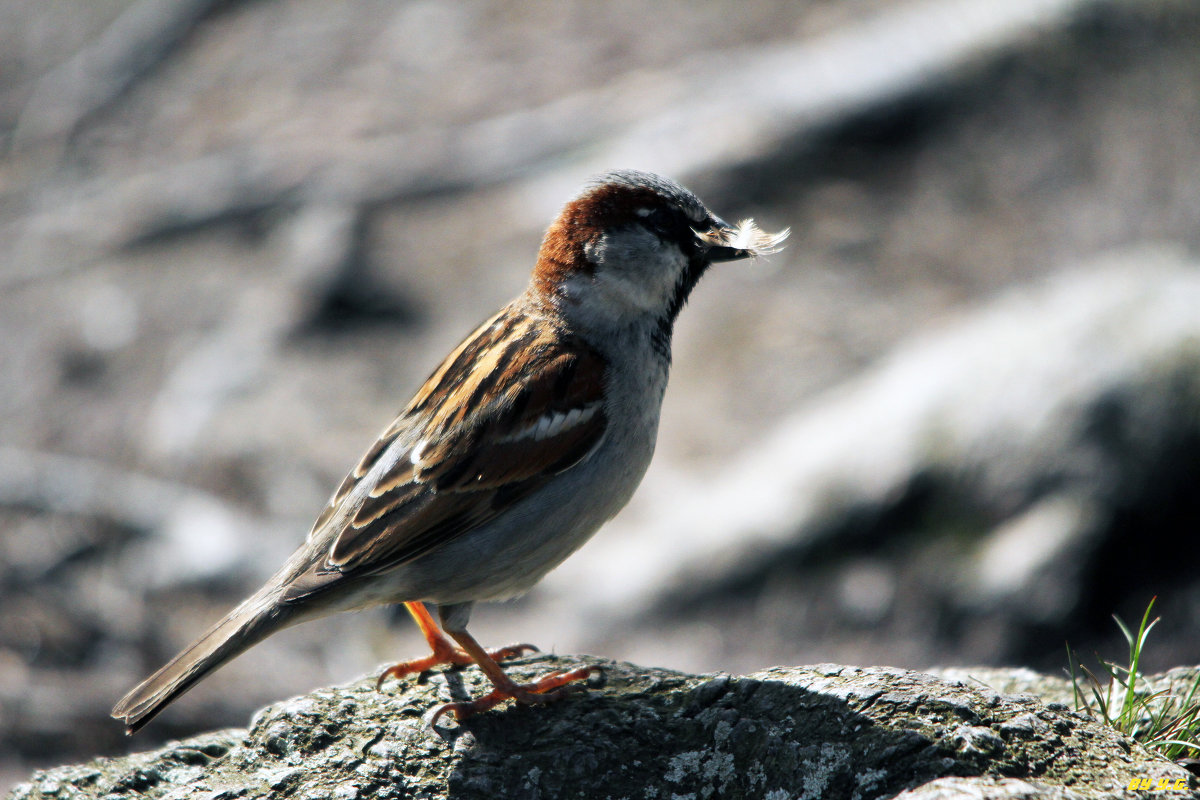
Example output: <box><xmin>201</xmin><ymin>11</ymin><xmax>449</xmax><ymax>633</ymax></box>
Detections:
<box><xmin>8</xmin><ymin>657</ymin><xmax>1195</xmax><ymax>800</ymax></box>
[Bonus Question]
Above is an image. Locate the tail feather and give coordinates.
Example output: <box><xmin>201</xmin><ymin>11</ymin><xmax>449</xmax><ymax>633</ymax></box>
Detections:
<box><xmin>112</xmin><ymin>588</ymin><xmax>290</xmax><ymax>734</ymax></box>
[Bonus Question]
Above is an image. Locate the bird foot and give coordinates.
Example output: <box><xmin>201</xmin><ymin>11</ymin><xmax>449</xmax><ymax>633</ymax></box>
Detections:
<box><xmin>376</xmin><ymin>641</ymin><xmax>539</xmax><ymax>689</ymax></box>
<box><xmin>427</xmin><ymin>666</ymin><xmax>592</xmax><ymax>726</ymax></box>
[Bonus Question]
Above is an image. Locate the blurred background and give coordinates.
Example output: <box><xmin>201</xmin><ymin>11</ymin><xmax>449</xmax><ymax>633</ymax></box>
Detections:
<box><xmin>3</xmin><ymin>0</ymin><xmax>1200</xmax><ymax>791</ymax></box>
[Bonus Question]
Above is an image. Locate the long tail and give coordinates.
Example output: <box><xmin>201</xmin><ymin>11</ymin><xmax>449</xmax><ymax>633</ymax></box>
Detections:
<box><xmin>111</xmin><ymin>585</ymin><xmax>294</xmax><ymax>734</ymax></box>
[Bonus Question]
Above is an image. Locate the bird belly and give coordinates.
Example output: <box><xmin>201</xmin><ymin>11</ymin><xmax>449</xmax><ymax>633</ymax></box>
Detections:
<box><xmin>365</xmin><ymin>361</ymin><xmax>665</xmax><ymax>607</ymax></box>
<box><xmin>394</xmin><ymin>419</ymin><xmax>656</xmax><ymax>605</ymax></box>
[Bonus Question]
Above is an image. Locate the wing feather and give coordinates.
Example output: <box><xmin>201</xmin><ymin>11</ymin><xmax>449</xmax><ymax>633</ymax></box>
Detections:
<box><xmin>284</xmin><ymin>306</ymin><xmax>608</xmax><ymax>601</ymax></box>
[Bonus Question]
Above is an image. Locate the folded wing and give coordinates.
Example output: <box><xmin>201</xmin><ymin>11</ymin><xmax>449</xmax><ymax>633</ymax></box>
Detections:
<box><xmin>284</xmin><ymin>308</ymin><xmax>608</xmax><ymax>601</ymax></box>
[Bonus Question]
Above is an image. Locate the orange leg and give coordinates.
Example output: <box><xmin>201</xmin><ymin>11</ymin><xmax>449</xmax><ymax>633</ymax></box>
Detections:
<box><xmin>376</xmin><ymin>601</ymin><xmax>537</xmax><ymax>689</ymax></box>
<box><xmin>427</xmin><ymin>626</ymin><xmax>591</xmax><ymax>725</ymax></box>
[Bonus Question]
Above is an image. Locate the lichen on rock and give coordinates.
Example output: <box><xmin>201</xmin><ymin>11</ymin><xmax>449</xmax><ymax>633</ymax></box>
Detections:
<box><xmin>7</xmin><ymin>657</ymin><xmax>1195</xmax><ymax>800</ymax></box>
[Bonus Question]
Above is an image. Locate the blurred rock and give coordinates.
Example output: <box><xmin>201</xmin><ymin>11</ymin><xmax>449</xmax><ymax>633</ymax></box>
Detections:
<box><xmin>3</xmin><ymin>0</ymin><xmax>1200</xmax><ymax>792</ymax></box>
<box><xmin>12</xmin><ymin>0</ymin><xmax>230</xmax><ymax>153</ymax></box>
<box><xmin>568</xmin><ymin>251</ymin><xmax>1200</xmax><ymax>675</ymax></box>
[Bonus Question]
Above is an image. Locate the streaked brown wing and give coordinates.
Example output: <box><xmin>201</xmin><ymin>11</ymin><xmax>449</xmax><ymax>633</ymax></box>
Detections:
<box><xmin>283</xmin><ymin>306</ymin><xmax>608</xmax><ymax>602</ymax></box>
<box><xmin>304</xmin><ymin>413</ymin><xmax>409</xmax><ymax>540</ymax></box>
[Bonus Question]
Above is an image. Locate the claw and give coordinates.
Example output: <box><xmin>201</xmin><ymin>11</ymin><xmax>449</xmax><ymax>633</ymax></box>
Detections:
<box><xmin>376</xmin><ymin>642</ymin><xmax>541</xmax><ymax>689</ymax></box>
<box><xmin>428</xmin><ymin>666</ymin><xmax>592</xmax><ymax>726</ymax></box>
<box><xmin>386</xmin><ymin>602</ymin><xmax>588</xmax><ymax>725</ymax></box>
<box><xmin>487</xmin><ymin>642</ymin><xmax>540</xmax><ymax>661</ymax></box>
<box><xmin>377</xmin><ymin>602</ymin><xmax>540</xmax><ymax>690</ymax></box>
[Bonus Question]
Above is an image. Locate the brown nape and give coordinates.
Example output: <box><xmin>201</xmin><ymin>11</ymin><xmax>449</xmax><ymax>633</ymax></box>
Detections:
<box><xmin>531</xmin><ymin>184</ymin><xmax>666</xmax><ymax>298</ymax></box>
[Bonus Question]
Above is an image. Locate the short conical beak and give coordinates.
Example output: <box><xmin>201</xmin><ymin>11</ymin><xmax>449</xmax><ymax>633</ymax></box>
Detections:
<box><xmin>700</xmin><ymin>220</ymin><xmax>748</xmax><ymax>261</ymax></box>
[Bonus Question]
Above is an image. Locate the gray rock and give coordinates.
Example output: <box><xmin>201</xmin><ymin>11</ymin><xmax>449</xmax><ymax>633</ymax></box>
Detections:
<box><xmin>893</xmin><ymin>777</ymin><xmax>1089</xmax><ymax>800</ymax></box>
<box><xmin>7</xmin><ymin>657</ymin><xmax>1193</xmax><ymax>800</ymax></box>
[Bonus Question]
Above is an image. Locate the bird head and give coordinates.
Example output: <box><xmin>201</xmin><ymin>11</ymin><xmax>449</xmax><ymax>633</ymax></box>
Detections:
<box><xmin>531</xmin><ymin>169</ymin><xmax>788</xmax><ymax>334</ymax></box>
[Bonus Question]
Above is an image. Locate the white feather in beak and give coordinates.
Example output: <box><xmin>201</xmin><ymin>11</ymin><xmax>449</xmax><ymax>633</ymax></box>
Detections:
<box><xmin>695</xmin><ymin>219</ymin><xmax>790</xmax><ymax>258</ymax></box>
<box><xmin>725</xmin><ymin>219</ymin><xmax>790</xmax><ymax>255</ymax></box>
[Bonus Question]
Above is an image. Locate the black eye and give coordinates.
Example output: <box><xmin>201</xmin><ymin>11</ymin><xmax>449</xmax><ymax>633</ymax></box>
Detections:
<box><xmin>644</xmin><ymin>208</ymin><xmax>668</xmax><ymax>228</ymax></box>
<box><xmin>642</xmin><ymin>207</ymin><xmax>688</xmax><ymax>242</ymax></box>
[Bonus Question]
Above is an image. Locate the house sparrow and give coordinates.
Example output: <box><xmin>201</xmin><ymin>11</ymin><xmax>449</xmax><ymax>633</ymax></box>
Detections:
<box><xmin>112</xmin><ymin>169</ymin><xmax>787</xmax><ymax>733</ymax></box>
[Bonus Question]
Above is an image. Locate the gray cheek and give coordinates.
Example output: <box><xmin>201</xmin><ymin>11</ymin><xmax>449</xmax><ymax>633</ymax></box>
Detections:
<box><xmin>562</xmin><ymin>229</ymin><xmax>687</xmax><ymax>328</ymax></box>
<box><xmin>587</xmin><ymin>227</ymin><xmax>663</xmax><ymax>270</ymax></box>
<box><xmin>612</xmin><ymin>228</ymin><xmax>662</xmax><ymax>266</ymax></box>
<box><xmin>583</xmin><ymin>234</ymin><xmax>608</xmax><ymax>265</ymax></box>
